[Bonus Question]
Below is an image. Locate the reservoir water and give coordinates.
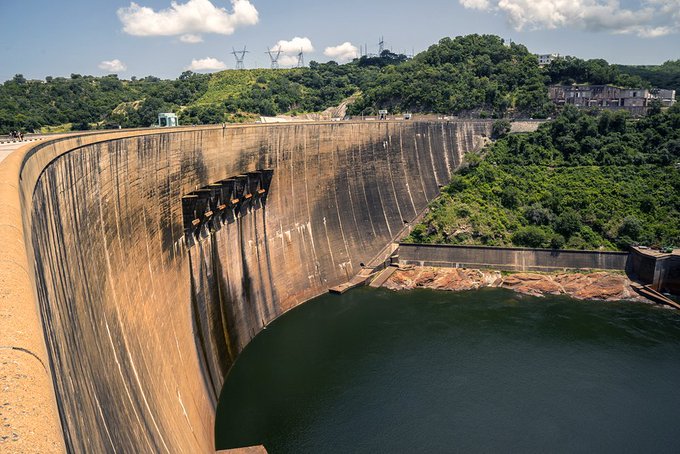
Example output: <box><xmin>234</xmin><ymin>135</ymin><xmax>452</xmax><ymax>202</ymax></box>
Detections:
<box><xmin>215</xmin><ymin>287</ymin><xmax>680</xmax><ymax>453</ymax></box>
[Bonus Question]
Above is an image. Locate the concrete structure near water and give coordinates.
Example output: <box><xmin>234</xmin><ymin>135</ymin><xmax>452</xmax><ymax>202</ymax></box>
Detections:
<box><xmin>0</xmin><ymin>120</ymin><xmax>491</xmax><ymax>452</ymax></box>
<box><xmin>398</xmin><ymin>243</ymin><xmax>630</xmax><ymax>272</ymax></box>
<box><xmin>629</xmin><ymin>247</ymin><xmax>680</xmax><ymax>295</ymax></box>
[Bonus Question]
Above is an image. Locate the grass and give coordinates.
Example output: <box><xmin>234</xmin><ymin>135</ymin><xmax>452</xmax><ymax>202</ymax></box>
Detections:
<box><xmin>195</xmin><ymin>68</ymin><xmax>295</xmax><ymax>105</ymax></box>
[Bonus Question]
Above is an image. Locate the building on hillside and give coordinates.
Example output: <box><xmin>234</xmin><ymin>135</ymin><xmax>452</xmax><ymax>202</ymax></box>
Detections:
<box><xmin>157</xmin><ymin>113</ymin><xmax>178</xmax><ymax>127</ymax></box>
<box><xmin>537</xmin><ymin>54</ymin><xmax>560</xmax><ymax>66</ymax></box>
<box><xmin>549</xmin><ymin>84</ymin><xmax>676</xmax><ymax>115</ymax></box>
<box><xmin>656</xmin><ymin>89</ymin><xmax>677</xmax><ymax>106</ymax></box>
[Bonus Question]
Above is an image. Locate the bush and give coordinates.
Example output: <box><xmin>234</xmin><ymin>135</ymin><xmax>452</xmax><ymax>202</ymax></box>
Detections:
<box><xmin>492</xmin><ymin>119</ymin><xmax>511</xmax><ymax>139</ymax></box>
<box><xmin>512</xmin><ymin>226</ymin><xmax>548</xmax><ymax>248</ymax></box>
<box><xmin>618</xmin><ymin>216</ymin><xmax>643</xmax><ymax>241</ymax></box>
<box><xmin>500</xmin><ymin>186</ymin><xmax>521</xmax><ymax>208</ymax></box>
<box><xmin>446</xmin><ymin>175</ymin><xmax>468</xmax><ymax>193</ymax></box>
<box><xmin>549</xmin><ymin>234</ymin><xmax>566</xmax><ymax>249</ymax></box>
<box><xmin>554</xmin><ymin>209</ymin><xmax>582</xmax><ymax>237</ymax></box>
<box><xmin>524</xmin><ymin>204</ymin><xmax>554</xmax><ymax>225</ymax></box>
<box><xmin>408</xmin><ymin>224</ymin><xmax>427</xmax><ymax>243</ymax></box>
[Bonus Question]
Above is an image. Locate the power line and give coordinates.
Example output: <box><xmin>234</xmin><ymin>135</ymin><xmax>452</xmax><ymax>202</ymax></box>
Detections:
<box><xmin>265</xmin><ymin>47</ymin><xmax>282</xmax><ymax>69</ymax></box>
<box><xmin>231</xmin><ymin>46</ymin><xmax>249</xmax><ymax>70</ymax></box>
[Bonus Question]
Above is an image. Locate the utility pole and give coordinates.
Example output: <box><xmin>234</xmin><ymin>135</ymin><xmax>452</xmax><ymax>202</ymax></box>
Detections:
<box><xmin>231</xmin><ymin>46</ymin><xmax>249</xmax><ymax>70</ymax></box>
<box><xmin>265</xmin><ymin>47</ymin><xmax>282</xmax><ymax>69</ymax></box>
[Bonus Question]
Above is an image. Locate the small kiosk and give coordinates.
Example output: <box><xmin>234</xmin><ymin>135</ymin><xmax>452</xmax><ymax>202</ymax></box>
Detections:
<box><xmin>158</xmin><ymin>113</ymin><xmax>178</xmax><ymax>127</ymax></box>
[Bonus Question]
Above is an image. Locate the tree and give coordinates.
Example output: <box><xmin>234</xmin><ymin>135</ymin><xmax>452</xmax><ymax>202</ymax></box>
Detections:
<box><xmin>618</xmin><ymin>216</ymin><xmax>643</xmax><ymax>241</ymax></box>
<box><xmin>492</xmin><ymin>119</ymin><xmax>511</xmax><ymax>139</ymax></box>
<box><xmin>554</xmin><ymin>209</ymin><xmax>582</xmax><ymax>237</ymax></box>
<box><xmin>512</xmin><ymin>226</ymin><xmax>548</xmax><ymax>248</ymax></box>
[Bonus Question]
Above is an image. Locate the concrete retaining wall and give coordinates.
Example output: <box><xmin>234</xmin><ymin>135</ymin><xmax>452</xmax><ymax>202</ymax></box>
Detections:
<box><xmin>1</xmin><ymin>120</ymin><xmax>491</xmax><ymax>452</ymax></box>
<box><xmin>398</xmin><ymin>243</ymin><xmax>629</xmax><ymax>272</ymax></box>
<box><xmin>629</xmin><ymin>247</ymin><xmax>680</xmax><ymax>294</ymax></box>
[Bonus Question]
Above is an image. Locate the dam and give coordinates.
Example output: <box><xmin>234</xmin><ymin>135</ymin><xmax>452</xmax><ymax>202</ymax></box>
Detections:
<box><xmin>0</xmin><ymin>120</ymin><xmax>491</xmax><ymax>452</ymax></box>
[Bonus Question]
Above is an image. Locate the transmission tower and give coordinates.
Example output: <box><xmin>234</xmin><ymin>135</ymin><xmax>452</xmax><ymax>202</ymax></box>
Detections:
<box><xmin>296</xmin><ymin>49</ymin><xmax>305</xmax><ymax>68</ymax></box>
<box><xmin>265</xmin><ymin>47</ymin><xmax>282</xmax><ymax>69</ymax></box>
<box><xmin>231</xmin><ymin>46</ymin><xmax>249</xmax><ymax>70</ymax></box>
<box><xmin>378</xmin><ymin>36</ymin><xmax>385</xmax><ymax>55</ymax></box>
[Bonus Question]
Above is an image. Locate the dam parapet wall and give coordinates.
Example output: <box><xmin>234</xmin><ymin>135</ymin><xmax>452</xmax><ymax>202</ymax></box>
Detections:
<box><xmin>1</xmin><ymin>120</ymin><xmax>491</xmax><ymax>452</ymax></box>
<box><xmin>398</xmin><ymin>243</ymin><xmax>630</xmax><ymax>272</ymax></box>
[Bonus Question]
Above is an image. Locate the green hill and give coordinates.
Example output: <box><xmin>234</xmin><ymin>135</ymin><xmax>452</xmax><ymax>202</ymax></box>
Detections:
<box><xmin>2</xmin><ymin>34</ymin><xmax>680</xmax><ymax>134</ymax></box>
<box><xmin>407</xmin><ymin>106</ymin><xmax>680</xmax><ymax>251</ymax></box>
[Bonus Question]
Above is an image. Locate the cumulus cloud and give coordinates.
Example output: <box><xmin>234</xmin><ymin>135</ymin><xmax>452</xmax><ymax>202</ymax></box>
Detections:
<box><xmin>458</xmin><ymin>0</ymin><xmax>680</xmax><ymax>37</ymax></box>
<box><xmin>99</xmin><ymin>59</ymin><xmax>127</xmax><ymax>72</ymax></box>
<box><xmin>118</xmin><ymin>0</ymin><xmax>258</xmax><ymax>42</ymax></box>
<box><xmin>277</xmin><ymin>55</ymin><xmax>300</xmax><ymax>67</ymax></box>
<box><xmin>459</xmin><ymin>0</ymin><xmax>491</xmax><ymax>9</ymax></box>
<box><xmin>267</xmin><ymin>37</ymin><xmax>314</xmax><ymax>67</ymax></box>
<box><xmin>271</xmin><ymin>36</ymin><xmax>314</xmax><ymax>54</ymax></box>
<box><xmin>324</xmin><ymin>42</ymin><xmax>359</xmax><ymax>62</ymax></box>
<box><xmin>180</xmin><ymin>33</ymin><xmax>203</xmax><ymax>43</ymax></box>
<box><xmin>186</xmin><ymin>57</ymin><xmax>227</xmax><ymax>71</ymax></box>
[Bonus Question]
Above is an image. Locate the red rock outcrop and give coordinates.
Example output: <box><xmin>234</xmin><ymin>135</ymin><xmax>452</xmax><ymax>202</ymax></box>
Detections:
<box><xmin>384</xmin><ymin>266</ymin><xmax>644</xmax><ymax>302</ymax></box>
<box><xmin>385</xmin><ymin>267</ymin><xmax>502</xmax><ymax>292</ymax></box>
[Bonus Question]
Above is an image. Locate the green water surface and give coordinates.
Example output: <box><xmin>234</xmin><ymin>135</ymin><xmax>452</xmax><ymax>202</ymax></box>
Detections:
<box><xmin>216</xmin><ymin>287</ymin><xmax>680</xmax><ymax>453</ymax></box>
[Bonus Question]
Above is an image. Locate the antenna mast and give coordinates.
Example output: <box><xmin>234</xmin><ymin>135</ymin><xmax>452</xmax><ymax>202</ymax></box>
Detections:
<box><xmin>265</xmin><ymin>47</ymin><xmax>282</xmax><ymax>69</ymax></box>
<box><xmin>231</xmin><ymin>46</ymin><xmax>249</xmax><ymax>70</ymax></box>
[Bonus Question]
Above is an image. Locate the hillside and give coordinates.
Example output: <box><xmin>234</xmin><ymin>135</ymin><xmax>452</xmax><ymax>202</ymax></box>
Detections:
<box><xmin>615</xmin><ymin>60</ymin><xmax>680</xmax><ymax>94</ymax></box>
<box><xmin>407</xmin><ymin>106</ymin><xmax>680</xmax><ymax>251</ymax></box>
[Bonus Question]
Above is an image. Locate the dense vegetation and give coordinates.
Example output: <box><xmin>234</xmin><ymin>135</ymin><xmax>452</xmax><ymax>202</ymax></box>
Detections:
<box><xmin>0</xmin><ymin>72</ymin><xmax>211</xmax><ymax>132</ymax></box>
<box><xmin>615</xmin><ymin>60</ymin><xmax>680</xmax><ymax>94</ymax></box>
<box><xmin>349</xmin><ymin>35</ymin><xmax>552</xmax><ymax>118</ymax></box>
<box><xmin>1</xmin><ymin>35</ymin><xmax>679</xmax><ymax>135</ymax></box>
<box><xmin>545</xmin><ymin>56</ymin><xmax>648</xmax><ymax>87</ymax></box>
<box><xmin>546</xmin><ymin>56</ymin><xmax>680</xmax><ymax>94</ymax></box>
<box><xmin>407</xmin><ymin>106</ymin><xmax>680</xmax><ymax>251</ymax></box>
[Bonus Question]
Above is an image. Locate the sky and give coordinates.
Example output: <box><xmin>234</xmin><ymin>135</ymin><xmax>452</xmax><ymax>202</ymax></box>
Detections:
<box><xmin>1</xmin><ymin>0</ymin><xmax>680</xmax><ymax>82</ymax></box>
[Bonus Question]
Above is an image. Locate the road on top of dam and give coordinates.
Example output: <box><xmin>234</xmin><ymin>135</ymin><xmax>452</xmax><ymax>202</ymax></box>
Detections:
<box><xmin>0</xmin><ymin>136</ymin><xmax>50</xmax><ymax>163</ymax></box>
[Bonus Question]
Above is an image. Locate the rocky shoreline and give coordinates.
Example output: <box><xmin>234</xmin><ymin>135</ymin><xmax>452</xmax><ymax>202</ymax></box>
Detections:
<box><xmin>383</xmin><ymin>266</ymin><xmax>648</xmax><ymax>302</ymax></box>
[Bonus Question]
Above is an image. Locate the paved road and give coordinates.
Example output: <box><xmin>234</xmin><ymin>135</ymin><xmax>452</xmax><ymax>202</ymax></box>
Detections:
<box><xmin>0</xmin><ymin>137</ymin><xmax>48</xmax><ymax>164</ymax></box>
<box><xmin>0</xmin><ymin>141</ymin><xmax>27</xmax><ymax>164</ymax></box>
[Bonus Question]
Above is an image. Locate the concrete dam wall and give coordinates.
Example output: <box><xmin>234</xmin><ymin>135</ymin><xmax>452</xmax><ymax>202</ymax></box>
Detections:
<box><xmin>3</xmin><ymin>120</ymin><xmax>491</xmax><ymax>452</ymax></box>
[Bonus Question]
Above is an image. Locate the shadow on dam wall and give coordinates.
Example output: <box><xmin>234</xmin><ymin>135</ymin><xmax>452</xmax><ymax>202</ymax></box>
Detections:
<box><xmin>4</xmin><ymin>120</ymin><xmax>491</xmax><ymax>452</ymax></box>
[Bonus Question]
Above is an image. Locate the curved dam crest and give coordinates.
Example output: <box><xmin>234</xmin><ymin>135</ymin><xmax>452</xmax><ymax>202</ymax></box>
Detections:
<box><xmin>3</xmin><ymin>120</ymin><xmax>491</xmax><ymax>452</ymax></box>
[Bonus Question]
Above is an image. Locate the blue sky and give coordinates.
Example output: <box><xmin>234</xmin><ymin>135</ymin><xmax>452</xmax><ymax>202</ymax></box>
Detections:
<box><xmin>1</xmin><ymin>0</ymin><xmax>679</xmax><ymax>82</ymax></box>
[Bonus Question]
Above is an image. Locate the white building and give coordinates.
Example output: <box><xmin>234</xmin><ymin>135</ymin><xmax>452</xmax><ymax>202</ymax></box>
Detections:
<box><xmin>537</xmin><ymin>54</ymin><xmax>560</xmax><ymax>66</ymax></box>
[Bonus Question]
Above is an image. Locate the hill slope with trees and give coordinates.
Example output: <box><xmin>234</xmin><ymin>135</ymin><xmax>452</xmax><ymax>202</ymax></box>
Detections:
<box><xmin>406</xmin><ymin>105</ymin><xmax>680</xmax><ymax>251</ymax></box>
<box><xmin>2</xmin><ymin>35</ymin><xmax>679</xmax><ymax>135</ymax></box>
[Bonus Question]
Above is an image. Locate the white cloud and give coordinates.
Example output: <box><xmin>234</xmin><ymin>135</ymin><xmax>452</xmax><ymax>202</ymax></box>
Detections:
<box><xmin>459</xmin><ymin>0</ymin><xmax>680</xmax><ymax>37</ymax></box>
<box><xmin>186</xmin><ymin>57</ymin><xmax>227</xmax><ymax>71</ymax></box>
<box><xmin>99</xmin><ymin>59</ymin><xmax>127</xmax><ymax>72</ymax></box>
<box><xmin>324</xmin><ymin>42</ymin><xmax>359</xmax><ymax>62</ymax></box>
<box><xmin>271</xmin><ymin>37</ymin><xmax>314</xmax><ymax>54</ymax></box>
<box><xmin>278</xmin><ymin>55</ymin><xmax>300</xmax><ymax>67</ymax></box>
<box><xmin>267</xmin><ymin>37</ymin><xmax>314</xmax><ymax>67</ymax></box>
<box><xmin>180</xmin><ymin>33</ymin><xmax>203</xmax><ymax>43</ymax></box>
<box><xmin>459</xmin><ymin>0</ymin><xmax>491</xmax><ymax>9</ymax></box>
<box><xmin>118</xmin><ymin>0</ymin><xmax>258</xmax><ymax>42</ymax></box>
